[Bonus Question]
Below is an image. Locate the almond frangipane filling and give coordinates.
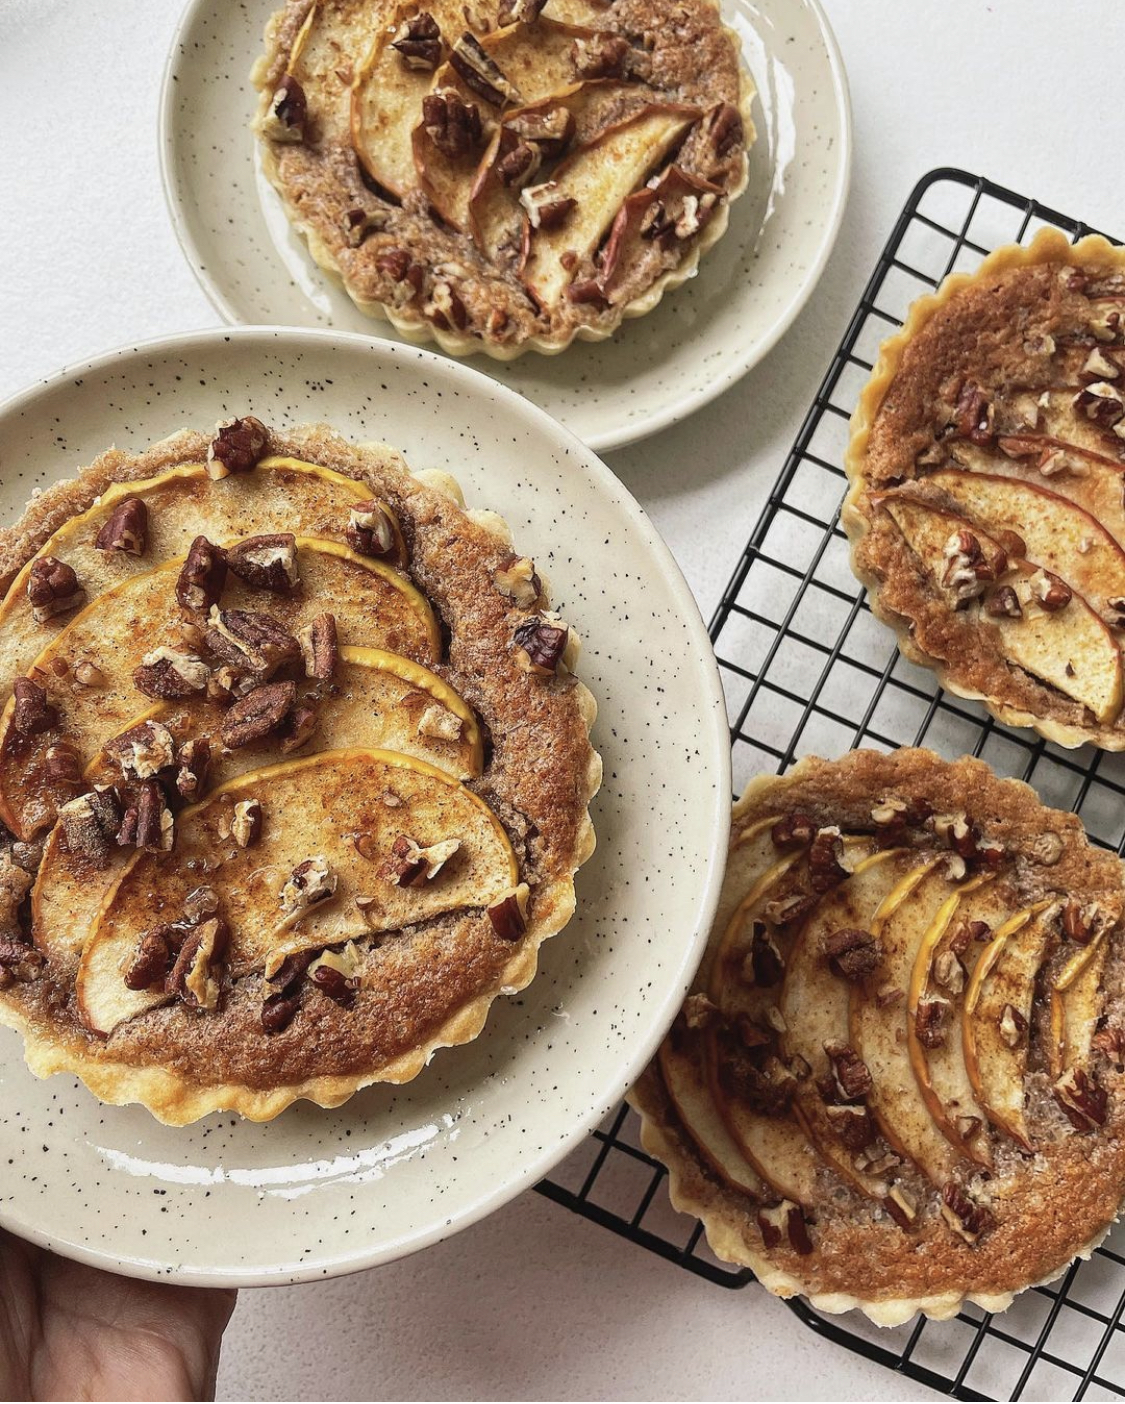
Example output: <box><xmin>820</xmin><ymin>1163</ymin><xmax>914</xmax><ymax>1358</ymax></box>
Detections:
<box><xmin>0</xmin><ymin>421</ymin><xmax>599</xmax><ymax>1124</ymax></box>
<box><xmin>631</xmin><ymin>750</ymin><xmax>1125</xmax><ymax>1324</ymax></box>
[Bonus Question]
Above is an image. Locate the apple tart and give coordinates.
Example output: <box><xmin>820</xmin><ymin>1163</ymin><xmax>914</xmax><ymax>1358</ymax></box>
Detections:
<box><xmin>0</xmin><ymin>420</ymin><xmax>600</xmax><ymax>1124</ymax></box>
<box><xmin>631</xmin><ymin>749</ymin><xmax>1125</xmax><ymax>1324</ymax></box>
<box><xmin>251</xmin><ymin>0</ymin><xmax>753</xmax><ymax>357</ymax></box>
<box><xmin>846</xmin><ymin>228</ymin><xmax>1125</xmax><ymax>749</ymax></box>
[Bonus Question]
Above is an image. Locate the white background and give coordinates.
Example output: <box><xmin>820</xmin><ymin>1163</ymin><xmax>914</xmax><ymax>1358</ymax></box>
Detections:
<box><xmin>0</xmin><ymin>1</ymin><xmax>1118</xmax><ymax>1399</ymax></box>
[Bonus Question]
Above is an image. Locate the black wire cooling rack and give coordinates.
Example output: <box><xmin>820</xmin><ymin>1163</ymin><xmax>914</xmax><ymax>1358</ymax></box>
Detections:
<box><xmin>535</xmin><ymin>169</ymin><xmax>1125</xmax><ymax>1401</ymax></box>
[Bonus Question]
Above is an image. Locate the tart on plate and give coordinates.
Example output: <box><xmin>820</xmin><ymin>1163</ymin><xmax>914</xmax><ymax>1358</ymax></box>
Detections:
<box><xmin>0</xmin><ymin>420</ymin><xmax>600</xmax><ymax>1125</ymax></box>
<box><xmin>845</xmin><ymin>228</ymin><xmax>1125</xmax><ymax>749</ymax></box>
<box><xmin>631</xmin><ymin>748</ymin><xmax>1125</xmax><ymax>1324</ymax></box>
<box><xmin>251</xmin><ymin>0</ymin><xmax>754</xmax><ymax>357</ymax></box>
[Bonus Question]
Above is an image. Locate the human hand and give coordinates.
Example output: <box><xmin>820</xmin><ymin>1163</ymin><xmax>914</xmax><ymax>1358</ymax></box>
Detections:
<box><xmin>0</xmin><ymin>1229</ymin><xmax>236</xmax><ymax>1401</ymax></box>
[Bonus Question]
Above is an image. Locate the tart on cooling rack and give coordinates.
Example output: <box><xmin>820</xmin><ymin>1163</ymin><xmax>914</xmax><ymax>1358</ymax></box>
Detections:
<box><xmin>251</xmin><ymin>0</ymin><xmax>753</xmax><ymax>358</ymax></box>
<box><xmin>631</xmin><ymin>748</ymin><xmax>1125</xmax><ymax>1325</ymax></box>
<box><xmin>845</xmin><ymin>228</ymin><xmax>1125</xmax><ymax>750</ymax></box>
<box><xmin>0</xmin><ymin>420</ymin><xmax>599</xmax><ymax>1124</ymax></box>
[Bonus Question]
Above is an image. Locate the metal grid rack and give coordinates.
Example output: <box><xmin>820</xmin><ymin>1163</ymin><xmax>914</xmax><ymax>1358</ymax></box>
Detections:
<box><xmin>536</xmin><ymin>169</ymin><xmax>1125</xmax><ymax>1400</ymax></box>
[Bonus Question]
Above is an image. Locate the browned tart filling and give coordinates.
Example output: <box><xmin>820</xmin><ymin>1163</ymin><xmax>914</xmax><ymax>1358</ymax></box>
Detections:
<box><xmin>251</xmin><ymin>0</ymin><xmax>753</xmax><ymax>356</ymax></box>
<box><xmin>0</xmin><ymin>420</ymin><xmax>599</xmax><ymax>1124</ymax></box>
<box><xmin>846</xmin><ymin>229</ymin><xmax>1125</xmax><ymax>749</ymax></box>
<box><xmin>631</xmin><ymin>749</ymin><xmax>1125</xmax><ymax>1323</ymax></box>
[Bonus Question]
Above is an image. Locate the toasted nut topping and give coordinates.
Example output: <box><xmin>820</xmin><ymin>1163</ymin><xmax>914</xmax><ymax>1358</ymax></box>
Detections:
<box><xmin>506</xmin><ymin>99</ymin><xmax>576</xmax><ymax>153</ymax></box>
<box><xmin>822</xmin><ymin>927</ymin><xmax>882</xmax><ymax>982</ymax></box>
<box><xmin>377</xmin><ymin>833</ymin><xmax>461</xmax><ymax>887</ymax></box>
<box><xmin>933</xmin><ymin>948</ymin><xmax>965</xmax><ymax>995</ymax></box>
<box><xmin>279</xmin><ymin>856</ymin><xmax>338</xmax><ymax>930</ymax></box>
<box><xmin>11</xmin><ymin>678</ymin><xmax>58</xmax><ymax>738</ymax></box>
<box><xmin>391</xmin><ymin>11</ymin><xmax>443</xmax><ymax>68</ymax></box>
<box><xmin>220</xmin><ymin>680</ymin><xmax>297</xmax><ymax>750</ymax></box>
<box><xmin>700</xmin><ymin>101</ymin><xmax>743</xmax><ymax>165</ymax></box>
<box><xmin>425</xmin><ymin>279</ymin><xmax>469</xmax><ymax>333</ymax></box>
<box><xmin>231</xmin><ymin>798</ymin><xmax>263</xmax><ymax>849</ymax></box>
<box><xmin>520</xmin><ymin>180</ymin><xmax>576</xmax><ymax>231</ymax></box>
<box><xmin>756</xmin><ymin>1201</ymin><xmax>812</xmax><ymax>1256</ymax></box>
<box><xmin>823</xmin><ymin>1040</ymin><xmax>872</xmax><ymax>1102</ymax></box>
<box><xmin>1075</xmin><ymin>380</ymin><xmax>1125</xmax><ymax>427</ymax></box>
<box><xmin>957</xmin><ymin>1114</ymin><xmax>983</xmax><ymax>1144</ymax></box>
<box><xmin>884</xmin><ymin>1186</ymin><xmax>918</xmax><ymax>1230</ymax></box>
<box><xmin>999</xmin><ymin>1002</ymin><xmax>1028</xmax><ymax>1049</ymax></box>
<box><xmin>825</xmin><ymin>1102</ymin><xmax>876</xmax><ymax>1150</ymax></box>
<box><xmin>205</xmin><ymin>606</ymin><xmax>300</xmax><ymax>678</ymax></box>
<box><xmin>105</xmin><ymin>720</ymin><xmax>177</xmax><ymax>782</ymax></box>
<box><xmin>95</xmin><ymin>497</ymin><xmax>148</xmax><ymax>556</ymax></box>
<box><xmin>498</xmin><ymin>0</ymin><xmax>546</xmax><ymax>21</ymax></box>
<box><xmin>260</xmin><ymin>949</ymin><xmax>317</xmax><ymax>1033</ymax></box>
<box><xmin>941</xmin><ymin>1182</ymin><xmax>995</xmax><ymax>1244</ymax></box>
<box><xmin>417</xmin><ymin>703</ymin><xmax>463</xmax><ymax>742</ymax></box>
<box><xmin>298</xmin><ymin>612</ymin><xmax>338</xmax><ymax>681</ymax></box>
<box><xmin>58</xmin><ymin>789</ymin><xmax>121</xmax><ymax>869</ymax></box>
<box><xmin>680</xmin><ymin>991</ymin><xmax>719</xmax><ymax>1032</ymax></box>
<box><xmin>1032</xmin><ymin>569</ymin><xmax>1072</xmax><ymax>612</ymax></box>
<box><xmin>72</xmin><ymin>661</ymin><xmax>106</xmax><ymax>689</ymax></box>
<box><xmin>497</xmin><ymin>141</ymin><xmax>543</xmax><ymax>189</ymax></box>
<box><xmin>27</xmin><ymin>557</ymin><xmax>86</xmax><ymax>623</ymax></box>
<box><xmin>984</xmin><ymin>584</ymin><xmax>1022</xmax><ymax>619</ymax></box>
<box><xmin>763</xmin><ymin>892</ymin><xmax>818</xmax><ymax>930</ymax></box>
<box><xmin>134</xmin><ymin>647</ymin><xmax>210</xmax><ymax>701</ymax></box>
<box><xmin>941</xmin><ymin>529</ymin><xmax>1005</xmax><ymax>603</ymax></box>
<box><xmin>571</xmin><ymin>33</ymin><xmax>635</xmax><ymax>80</ymax></box>
<box><xmin>876</xmin><ymin>983</ymin><xmax>904</xmax><ymax>1008</ymax></box>
<box><xmin>487</xmin><ymin>883</ymin><xmax>530</xmax><ymax>941</ymax></box>
<box><xmin>342</xmin><ymin>206</ymin><xmax>388</xmax><ymax>246</ymax></box>
<box><xmin>1083</xmin><ymin>348</ymin><xmax>1120</xmax><ymax>380</ymax></box>
<box><xmin>514</xmin><ymin>615</ymin><xmax>569</xmax><ymax>677</ymax></box>
<box><xmin>376</xmin><ymin>249</ymin><xmax>425</xmax><ymax>304</ymax></box>
<box><xmin>740</xmin><ymin>921</ymin><xmax>784</xmax><ymax>987</ymax></box>
<box><xmin>449</xmin><ymin>32</ymin><xmax>521</xmax><ymax>106</ymax></box>
<box><xmin>308</xmin><ymin>944</ymin><xmax>364</xmax><ymax>1008</ymax></box>
<box><xmin>176</xmin><ymin>536</ymin><xmax>228</xmax><ymax>613</ymax></box>
<box><xmin>422</xmin><ymin>89</ymin><xmax>483</xmax><ymax>158</ymax></box>
<box><xmin>808</xmin><ymin>826</ymin><xmax>846</xmax><ymax>892</ymax></box>
<box><xmin>735</xmin><ymin>1015</ymin><xmax>770</xmax><ymax>1050</ymax></box>
<box><xmin>1093</xmin><ymin>1026</ymin><xmax>1125</xmax><ymax>1070</ymax></box>
<box><xmin>346</xmin><ymin>500</ymin><xmax>397</xmax><ymax>558</ymax></box>
<box><xmin>954</xmin><ymin>382</ymin><xmax>994</xmax><ymax>444</ymax></box>
<box><xmin>493</xmin><ymin>554</ymin><xmax>542</xmax><ymax>609</ymax></box>
<box><xmin>124</xmin><ymin>925</ymin><xmax>178</xmax><ymax>991</ymax></box>
<box><xmin>166</xmin><ymin>916</ymin><xmax>229</xmax><ymax>1011</ymax></box>
<box><xmin>174</xmin><ymin>738</ymin><xmax>211</xmax><ymax>801</ymax></box>
<box><xmin>206</xmin><ymin>416</ymin><xmax>269</xmax><ymax>480</ymax></box>
<box><xmin>44</xmin><ymin>741</ymin><xmax>83</xmax><ymax>788</ymax></box>
<box><xmin>1055</xmin><ymin>1066</ymin><xmax>1108</xmax><ymax>1130</ymax></box>
<box><xmin>261</xmin><ymin>74</ymin><xmax>307</xmax><ymax>142</ymax></box>
<box><xmin>226</xmin><ymin>534</ymin><xmax>300</xmax><ymax>592</ymax></box>
<box><xmin>770</xmin><ymin>813</ymin><xmax>815</xmax><ymax>850</ymax></box>
<box><xmin>117</xmin><ymin>780</ymin><xmax>175</xmax><ymax>853</ymax></box>
<box><xmin>870</xmin><ymin>796</ymin><xmax>907</xmax><ymax>826</ymax></box>
<box><xmin>1062</xmin><ymin>899</ymin><xmax>1106</xmax><ymax>945</ymax></box>
<box><xmin>279</xmin><ymin>703</ymin><xmax>319</xmax><ymax>755</ymax></box>
<box><xmin>915</xmin><ymin>995</ymin><xmax>950</xmax><ymax>1049</ymax></box>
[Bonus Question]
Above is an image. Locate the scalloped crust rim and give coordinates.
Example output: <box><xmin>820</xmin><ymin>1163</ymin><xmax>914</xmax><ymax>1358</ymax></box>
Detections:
<box><xmin>251</xmin><ymin>8</ymin><xmax>756</xmax><ymax>361</ymax></box>
<box><xmin>0</xmin><ymin>425</ymin><xmax>602</xmax><ymax>1125</ymax></box>
<box><xmin>842</xmin><ymin>228</ymin><xmax>1125</xmax><ymax>751</ymax></box>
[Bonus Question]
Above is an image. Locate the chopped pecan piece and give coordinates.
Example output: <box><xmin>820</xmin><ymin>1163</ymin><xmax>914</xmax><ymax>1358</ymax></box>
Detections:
<box><xmin>220</xmin><ymin>680</ymin><xmax>297</xmax><ymax>750</ymax></box>
<box><xmin>205</xmin><ymin>607</ymin><xmax>300</xmax><ymax>678</ymax></box>
<box><xmin>823</xmin><ymin>1040</ymin><xmax>872</xmax><ymax>1102</ymax></box>
<box><xmin>279</xmin><ymin>703</ymin><xmax>319</xmax><ymax>755</ymax></box>
<box><xmin>700</xmin><ymin>102</ymin><xmax>743</xmax><ymax>163</ymax></box>
<box><xmin>822</xmin><ymin>927</ymin><xmax>882</xmax><ymax>982</ymax></box>
<box><xmin>680</xmin><ymin>991</ymin><xmax>719</xmax><ymax>1032</ymax></box>
<box><xmin>1062</xmin><ymin>899</ymin><xmax>1103</xmax><ymax>945</ymax></box>
<box><xmin>226</xmin><ymin>534</ymin><xmax>300</xmax><ymax>592</ymax></box>
<box><xmin>808</xmin><ymin>826</ymin><xmax>846</xmax><ymax>892</ymax></box>
<box><xmin>736</xmin><ymin>1014</ymin><xmax>771</xmax><ymax>1049</ymax></box>
<box><xmin>985</xmin><ymin>585</ymin><xmax>1022</xmax><ymax>618</ymax></box>
<box><xmin>378</xmin><ymin>834</ymin><xmax>461</xmax><ymax>887</ymax></box>
<box><xmin>73</xmin><ymin>661</ymin><xmax>106</xmax><ymax>689</ymax></box>
<box><xmin>298</xmin><ymin>612</ymin><xmax>338</xmax><ymax>681</ymax></box>
<box><xmin>260</xmin><ymin>949</ymin><xmax>316</xmax><ymax>1033</ymax></box>
<box><xmin>915</xmin><ymin>995</ymin><xmax>950</xmax><ymax>1049</ymax></box>
<box><xmin>117</xmin><ymin>780</ymin><xmax>174</xmax><ymax>853</ymax></box>
<box><xmin>95</xmin><ymin>497</ymin><xmax>148</xmax><ymax>555</ymax></box>
<box><xmin>27</xmin><ymin>557</ymin><xmax>85</xmax><ymax>623</ymax></box>
<box><xmin>104</xmin><ymin>720</ymin><xmax>177</xmax><ymax>782</ymax></box>
<box><xmin>176</xmin><ymin>536</ymin><xmax>228</xmax><ymax>612</ymax></box>
<box><xmin>763</xmin><ymin>892</ymin><xmax>817</xmax><ymax>930</ymax></box>
<box><xmin>1032</xmin><ymin>570</ymin><xmax>1072</xmax><ymax>612</ymax></box>
<box><xmin>494</xmin><ymin>554</ymin><xmax>542</xmax><ymax>608</ymax></box>
<box><xmin>514</xmin><ymin>615</ymin><xmax>569</xmax><ymax>676</ymax></box>
<box><xmin>1075</xmin><ymin>381</ymin><xmax>1125</xmax><ymax>427</ymax></box>
<box><xmin>940</xmin><ymin>1182</ymin><xmax>995</xmax><ymax>1244</ymax></box>
<box><xmin>449</xmin><ymin>32</ymin><xmax>521</xmax><ymax>106</ymax></box>
<box><xmin>230</xmin><ymin>798</ymin><xmax>263</xmax><ymax>848</ymax></box>
<box><xmin>487</xmin><ymin>883</ymin><xmax>530</xmax><ymax>940</ymax></box>
<box><xmin>124</xmin><ymin>925</ymin><xmax>178</xmax><ymax>991</ymax></box>
<box><xmin>1093</xmin><ymin>1026</ymin><xmax>1125</xmax><ymax>1070</ymax></box>
<box><xmin>391</xmin><ymin>11</ymin><xmax>442</xmax><ymax>69</ymax></box>
<box><xmin>954</xmin><ymin>382</ymin><xmax>994</xmax><ymax>444</ymax></box>
<box><xmin>422</xmin><ymin>90</ymin><xmax>484</xmax><ymax>158</ymax></box>
<box><xmin>342</xmin><ymin>207</ymin><xmax>388</xmax><ymax>246</ymax></box>
<box><xmin>44</xmin><ymin>741</ymin><xmax>82</xmax><ymax>787</ymax></box>
<box><xmin>934</xmin><ymin>948</ymin><xmax>965</xmax><ymax>995</ymax></box>
<box><xmin>11</xmin><ymin>678</ymin><xmax>58</xmax><ymax>738</ymax></box>
<box><xmin>999</xmin><ymin>1002</ymin><xmax>1027</xmax><ymax>1049</ymax></box>
<box><xmin>261</xmin><ymin>74</ymin><xmax>307</xmax><ymax>143</ymax></box>
<box><xmin>505</xmin><ymin>105</ymin><xmax>574</xmax><ymax>157</ymax></box>
<box><xmin>770</xmin><ymin>812</ymin><xmax>814</xmax><ymax>850</ymax></box>
<box><xmin>174</xmin><ymin>738</ymin><xmax>211</xmax><ymax>800</ymax></box>
<box><xmin>825</xmin><ymin>1102</ymin><xmax>876</xmax><ymax>1150</ymax></box>
<box><xmin>496</xmin><ymin>141</ymin><xmax>542</xmax><ymax>189</ymax></box>
<box><xmin>309</xmin><ymin>945</ymin><xmax>364</xmax><ymax>1008</ymax></box>
<box><xmin>346</xmin><ymin>500</ymin><xmax>397</xmax><ymax>558</ymax></box>
<box><xmin>0</xmin><ymin>937</ymin><xmax>44</xmax><ymax>983</ymax></box>
<box><xmin>133</xmin><ymin>647</ymin><xmax>210</xmax><ymax>701</ymax></box>
<box><xmin>426</xmin><ymin>280</ymin><xmax>469</xmax><ymax>332</ymax></box>
<box><xmin>520</xmin><ymin>181</ymin><xmax>576</xmax><ymax>231</ymax></box>
<box><xmin>0</xmin><ymin>852</ymin><xmax>33</xmax><ymax>943</ymax></box>
<box><xmin>58</xmin><ymin>789</ymin><xmax>120</xmax><ymax>868</ymax></box>
<box><xmin>375</xmin><ymin>249</ymin><xmax>425</xmax><ymax>304</ymax></box>
<box><xmin>740</xmin><ymin>922</ymin><xmax>784</xmax><ymax>987</ymax></box>
<box><xmin>1055</xmin><ymin>1066</ymin><xmax>1108</xmax><ymax>1130</ymax></box>
<box><xmin>571</xmin><ymin>33</ymin><xmax>636</xmax><ymax>80</ymax></box>
<box><xmin>756</xmin><ymin>1201</ymin><xmax>813</xmax><ymax>1256</ymax></box>
<box><xmin>279</xmin><ymin>856</ymin><xmax>338</xmax><ymax>930</ymax></box>
<box><xmin>166</xmin><ymin>916</ymin><xmax>229</xmax><ymax>1011</ymax></box>
<box><xmin>498</xmin><ymin>0</ymin><xmax>546</xmax><ymax>21</ymax></box>
<box><xmin>884</xmin><ymin>1187</ymin><xmax>918</xmax><ymax>1230</ymax></box>
<box><xmin>941</xmin><ymin>529</ymin><xmax>1005</xmax><ymax>603</ymax></box>
<box><xmin>206</xmin><ymin>416</ymin><xmax>269</xmax><ymax>480</ymax></box>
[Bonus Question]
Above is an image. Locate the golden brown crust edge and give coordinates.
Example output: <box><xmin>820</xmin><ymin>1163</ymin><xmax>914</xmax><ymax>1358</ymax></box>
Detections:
<box><xmin>843</xmin><ymin>228</ymin><xmax>1125</xmax><ymax>751</ymax></box>
<box><xmin>629</xmin><ymin>749</ymin><xmax>1124</xmax><ymax>1325</ymax></box>
<box><xmin>0</xmin><ymin>424</ymin><xmax>601</xmax><ymax>1124</ymax></box>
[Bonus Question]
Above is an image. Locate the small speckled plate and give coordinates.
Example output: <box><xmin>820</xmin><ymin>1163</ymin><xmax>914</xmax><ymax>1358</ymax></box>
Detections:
<box><xmin>0</xmin><ymin>329</ymin><xmax>730</xmax><ymax>1285</ymax></box>
<box><xmin>159</xmin><ymin>0</ymin><xmax>851</xmax><ymax>453</ymax></box>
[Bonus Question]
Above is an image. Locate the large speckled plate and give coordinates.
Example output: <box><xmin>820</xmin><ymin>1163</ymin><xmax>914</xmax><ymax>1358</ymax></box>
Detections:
<box><xmin>159</xmin><ymin>0</ymin><xmax>851</xmax><ymax>453</ymax></box>
<box><xmin>0</xmin><ymin>329</ymin><xmax>730</xmax><ymax>1285</ymax></box>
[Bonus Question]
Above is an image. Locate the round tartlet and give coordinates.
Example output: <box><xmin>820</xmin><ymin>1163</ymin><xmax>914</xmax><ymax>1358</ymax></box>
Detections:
<box><xmin>631</xmin><ymin>748</ymin><xmax>1125</xmax><ymax>1324</ymax></box>
<box><xmin>845</xmin><ymin>228</ymin><xmax>1125</xmax><ymax>750</ymax></box>
<box><xmin>0</xmin><ymin>421</ymin><xmax>600</xmax><ymax>1124</ymax></box>
<box><xmin>251</xmin><ymin>0</ymin><xmax>754</xmax><ymax>358</ymax></box>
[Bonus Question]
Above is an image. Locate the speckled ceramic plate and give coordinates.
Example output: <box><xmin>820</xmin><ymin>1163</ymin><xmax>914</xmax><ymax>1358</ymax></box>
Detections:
<box><xmin>0</xmin><ymin>329</ymin><xmax>730</xmax><ymax>1285</ymax></box>
<box><xmin>159</xmin><ymin>0</ymin><xmax>851</xmax><ymax>453</ymax></box>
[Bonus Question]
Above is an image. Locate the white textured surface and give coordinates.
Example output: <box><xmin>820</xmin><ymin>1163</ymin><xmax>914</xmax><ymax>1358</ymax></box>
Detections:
<box><xmin>0</xmin><ymin>0</ymin><xmax>1119</xmax><ymax>1397</ymax></box>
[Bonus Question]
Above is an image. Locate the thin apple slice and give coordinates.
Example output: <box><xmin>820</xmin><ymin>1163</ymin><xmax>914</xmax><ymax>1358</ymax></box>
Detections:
<box><xmin>1048</xmin><ymin>932</ymin><xmax>1109</xmax><ymax>1079</ymax></box>
<box><xmin>659</xmin><ymin>1027</ymin><xmax>765</xmax><ymax>1199</ymax></box>
<box><xmin>707</xmin><ymin>1064</ymin><xmax>819</xmax><ymax>1207</ymax></box>
<box><xmin>780</xmin><ymin>848</ymin><xmax>923</xmax><ymax>1200</ymax></box>
<box><xmin>351</xmin><ymin>3</ymin><xmax>436</xmax><ymax>199</ymax></box>
<box><xmin>851</xmin><ymin>865</ymin><xmax>987</xmax><ymax>1187</ymax></box>
<box><xmin>519</xmin><ymin>105</ymin><xmax>700</xmax><ymax>312</ymax></box>
<box><xmin>918</xmin><ymin>470</ymin><xmax>1125</xmax><ymax>620</ymax></box>
<box><xmin>0</xmin><ymin>542</ymin><xmax>440</xmax><ymax>840</ymax></box>
<box><xmin>962</xmin><ymin>902</ymin><xmax>1054</xmax><ymax>1151</ymax></box>
<box><xmin>76</xmin><ymin>747</ymin><xmax>518</xmax><ymax>1036</ymax></box>
<box><xmin>0</xmin><ymin>458</ymin><xmax>377</xmax><ymax>708</ymax></box>
<box><xmin>882</xmin><ymin>496</ymin><xmax>1124</xmax><ymax>723</ymax></box>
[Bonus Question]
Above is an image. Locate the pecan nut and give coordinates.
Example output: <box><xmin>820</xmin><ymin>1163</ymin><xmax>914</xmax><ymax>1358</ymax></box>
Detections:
<box><xmin>175</xmin><ymin>738</ymin><xmax>212</xmax><ymax>800</ymax></box>
<box><xmin>520</xmin><ymin>181</ymin><xmax>576</xmax><ymax>231</ymax></box>
<box><xmin>166</xmin><ymin>916</ymin><xmax>229</xmax><ymax>1011</ymax></box>
<box><xmin>915</xmin><ymin>995</ymin><xmax>950</xmax><ymax>1049</ymax></box>
<box><xmin>571</xmin><ymin>33</ymin><xmax>633</xmax><ymax>80</ymax></box>
<box><xmin>741</xmin><ymin>921</ymin><xmax>783</xmax><ymax>987</ymax></box>
<box><xmin>176</xmin><ymin>536</ymin><xmax>228</xmax><ymax>612</ymax></box>
<box><xmin>954</xmin><ymin>382</ymin><xmax>994</xmax><ymax>444</ymax></box>
<box><xmin>345</xmin><ymin>500</ymin><xmax>397</xmax><ymax>558</ymax></box>
<box><xmin>1055</xmin><ymin>1066</ymin><xmax>1108</xmax><ymax>1130</ymax></box>
<box><xmin>205</xmin><ymin>607</ymin><xmax>300</xmax><ymax>679</ymax></box>
<box><xmin>104</xmin><ymin>720</ymin><xmax>177</xmax><ymax>782</ymax></box>
<box><xmin>770</xmin><ymin>813</ymin><xmax>815</xmax><ymax>850</ymax></box>
<box><xmin>504</xmin><ymin>105</ymin><xmax>574</xmax><ymax>158</ymax></box>
<box><xmin>449</xmin><ymin>32</ymin><xmax>522</xmax><ymax>106</ymax></box>
<box><xmin>823</xmin><ymin>1040</ymin><xmax>872</xmax><ymax>1103</ymax></box>
<box><xmin>513</xmin><ymin>615</ymin><xmax>569</xmax><ymax>676</ymax></box>
<box><xmin>498</xmin><ymin>0</ymin><xmax>547</xmax><ymax>21</ymax></box>
<box><xmin>133</xmin><ymin>647</ymin><xmax>210</xmax><ymax>701</ymax></box>
<box><xmin>756</xmin><ymin>1201</ymin><xmax>813</xmax><ymax>1256</ymax></box>
<box><xmin>27</xmin><ymin>557</ymin><xmax>86</xmax><ymax>623</ymax></box>
<box><xmin>226</xmin><ymin>534</ymin><xmax>300</xmax><ymax>592</ymax></box>
<box><xmin>279</xmin><ymin>703</ymin><xmax>319</xmax><ymax>755</ymax></box>
<box><xmin>298</xmin><ymin>612</ymin><xmax>338</xmax><ymax>681</ymax></box>
<box><xmin>374</xmin><ymin>834</ymin><xmax>461</xmax><ymax>888</ymax></box>
<box><xmin>11</xmin><ymin>678</ymin><xmax>58</xmax><ymax>737</ymax></box>
<box><xmin>261</xmin><ymin>75</ymin><xmax>307</xmax><ymax>143</ymax></box>
<box><xmin>822</xmin><ymin>927</ymin><xmax>882</xmax><ymax>982</ymax></box>
<box><xmin>493</xmin><ymin>555</ymin><xmax>542</xmax><ymax>608</ymax></box>
<box><xmin>422</xmin><ymin>90</ymin><xmax>484</xmax><ymax>158</ymax></box>
<box><xmin>940</xmin><ymin>1182</ymin><xmax>995</xmax><ymax>1244</ymax></box>
<box><xmin>279</xmin><ymin>856</ymin><xmax>338</xmax><ymax>930</ymax></box>
<box><xmin>375</xmin><ymin>249</ymin><xmax>425</xmax><ymax>305</ymax></box>
<box><xmin>95</xmin><ymin>497</ymin><xmax>148</xmax><ymax>555</ymax></box>
<box><xmin>391</xmin><ymin>12</ymin><xmax>443</xmax><ymax>69</ymax></box>
<box><xmin>342</xmin><ymin>207</ymin><xmax>388</xmax><ymax>247</ymax></box>
<box><xmin>117</xmin><ymin>780</ymin><xmax>174</xmax><ymax>853</ymax></box>
<box><xmin>808</xmin><ymin>826</ymin><xmax>846</xmax><ymax>892</ymax></box>
<box><xmin>124</xmin><ymin>925</ymin><xmax>179</xmax><ymax>991</ymax></box>
<box><xmin>58</xmin><ymin>789</ymin><xmax>122</xmax><ymax>869</ymax></box>
<box><xmin>206</xmin><ymin>416</ymin><xmax>269</xmax><ymax>480</ymax></box>
<box><xmin>220</xmin><ymin>680</ymin><xmax>297</xmax><ymax>750</ymax></box>
<box><xmin>229</xmin><ymin>798</ymin><xmax>263</xmax><ymax>848</ymax></box>
<box><xmin>497</xmin><ymin>141</ymin><xmax>543</xmax><ymax>189</ymax></box>
<box><xmin>825</xmin><ymin>1102</ymin><xmax>876</xmax><ymax>1150</ymax></box>
<box><xmin>487</xmin><ymin>883</ymin><xmax>530</xmax><ymax>940</ymax></box>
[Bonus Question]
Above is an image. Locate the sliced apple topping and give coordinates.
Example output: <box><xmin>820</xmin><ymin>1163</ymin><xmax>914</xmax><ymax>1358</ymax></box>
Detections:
<box><xmin>518</xmin><ymin>105</ymin><xmax>700</xmax><ymax>312</ymax></box>
<box><xmin>0</xmin><ymin>542</ymin><xmax>439</xmax><ymax>841</ymax></box>
<box><xmin>962</xmin><ymin>902</ymin><xmax>1055</xmax><ymax>1151</ymax></box>
<box><xmin>75</xmin><ymin>748</ymin><xmax>518</xmax><ymax>1036</ymax></box>
<box><xmin>1049</xmin><ymin>908</ymin><xmax>1112</xmax><ymax>1080</ymax></box>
